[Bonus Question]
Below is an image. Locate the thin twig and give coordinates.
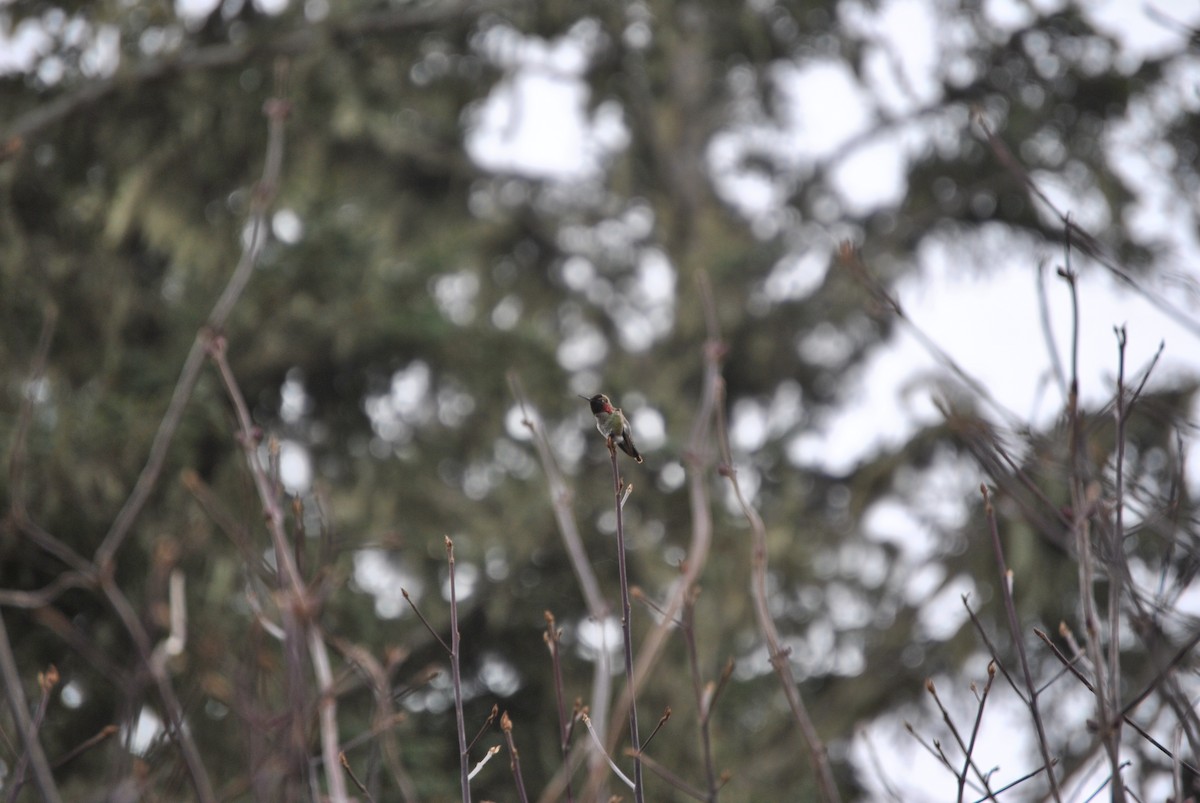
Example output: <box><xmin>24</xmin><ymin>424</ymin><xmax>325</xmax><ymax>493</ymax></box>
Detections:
<box><xmin>969</xmin><ymin>758</ymin><xmax>1057</xmax><ymax>803</ymax></box>
<box><xmin>962</xmin><ymin>596</ymin><xmax>1024</xmax><ymax>702</ymax></box>
<box><xmin>501</xmin><ymin>711</ymin><xmax>530</xmax><ymax>803</ymax></box>
<box><xmin>1081</xmin><ymin>761</ymin><xmax>1131</xmax><ymax>803</ymax></box>
<box><xmin>838</xmin><ymin>242</ymin><xmax>1023</xmax><ymax>431</ymax></box>
<box><xmin>857</xmin><ymin>726</ymin><xmax>905</xmax><ymax>802</ymax></box>
<box><xmin>463</xmin><ymin>705</ymin><xmax>497</xmax><ymax>756</ymax></box>
<box><xmin>508</xmin><ymin>374</ymin><xmax>614</xmax><ymax>803</ymax></box>
<box><xmin>506</xmin><ymin>373</ymin><xmax>608</xmax><ymax>619</ymax></box>
<box><xmin>1036</xmin><ymin>260</ymin><xmax>1068</xmax><ymax>402</ymax></box>
<box><xmin>98</xmin><ymin>574</ymin><xmax>216</xmax><ymax>802</ymax></box>
<box><xmin>974</xmin><ymin>110</ymin><xmax>1200</xmax><ymax>342</ymax></box>
<box><xmin>960</xmin><ymin>663</ymin><xmax>997</xmax><ymax>803</ymax></box>
<box><xmin>903</xmin><ymin>721</ymin><xmax>982</xmax><ymax>793</ymax></box>
<box><xmin>980</xmin><ymin>485</ymin><xmax>1061</xmax><ymax>801</ymax></box>
<box><xmin>630</xmin><ymin>747</ymin><xmax>710</xmax><ymax>803</ymax></box>
<box><xmin>923</xmin><ymin>677</ymin><xmax>996</xmax><ymax>803</ymax></box>
<box><xmin>0</xmin><ymin>573</ymin><xmax>94</xmax><ymax>609</ymax></box>
<box><xmin>1106</xmin><ymin>326</ymin><xmax>1129</xmax><ymax>782</ymax></box>
<box><xmin>609</xmin><ymin>443</ymin><xmax>645</xmax><ymax>803</ymax></box>
<box><xmin>1060</xmin><ymin>253</ymin><xmax>1124</xmax><ymax>803</ymax></box>
<box><xmin>683</xmin><ymin>587</ymin><xmax>719</xmax><ymax>802</ymax></box>
<box><xmin>447</xmin><ymin>537</ymin><xmax>471</xmax><ymax>803</ymax></box>
<box><xmin>339</xmin><ymin>753</ymin><xmax>377</xmax><ymax>803</ymax></box>
<box><xmin>95</xmin><ymin>61</ymin><xmax>291</xmax><ymax>567</ymax></box>
<box><xmin>544</xmin><ymin>612</ymin><xmax>575</xmax><ymax>803</ymax></box>
<box><xmin>1121</xmin><ymin>625</ymin><xmax>1200</xmax><ymax>719</ymax></box>
<box><xmin>3</xmin><ymin>661</ymin><xmax>60</xmax><ymax>803</ymax></box>
<box><xmin>6</xmin><ymin>304</ymin><xmax>96</xmax><ymax>577</ymax></box>
<box><xmin>1034</xmin><ymin>628</ymin><xmax>1200</xmax><ymax>775</ymax></box>
<box><xmin>641</xmin><ymin>707</ymin><xmax>671</xmax><ymax>751</ymax></box>
<box><xmin>51</xmin><ymin>724</ymin><xmax>118</xmax><ymax>770</ymax></box>
<box><xmin>400</xmin><ymin>589</ymin><xmax>451</xmax><ymax>654</ymax></box>
<box><xmin>467</xmin><ymin>745</ymin><xmax>501</xmax><ymax>781</ymax></box>
<box><xmin>715</xmin><ymin>382</ymin><xmax>840</xmax><ymax>803</ymax></box>
<box><xmin>598</xmin><ymin>270</ymin><xmax>724</xmax><ymax>794</ymax></box>
<box><xmin>328</xmin><ymin>638</ymin><xmax>416</xmax><ymax>802</ymax></box>
<box><xmin>580</xmin><ymin>713</ymin><xmax>635</xmax><ymax>790</ymax></box>
<box><xmin>207</xmin><ymin>330</ymin><xmax>346</xmax><ymax>803</ymax></box>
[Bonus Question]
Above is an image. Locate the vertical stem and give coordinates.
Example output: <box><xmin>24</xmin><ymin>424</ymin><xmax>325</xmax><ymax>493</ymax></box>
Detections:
<box><xmin>208</xmin><ymin>339</ymin><xmax>346</xmax><ymax>803</ymax></box>
<box><xmin>683</xmin><ymin>590</ymin><xmax>718</xmax><ymax>802</ymax></box>
<box><xmin>501</xmin><ymin>712</ymin><xmax>530</xmax><ymax>803</ymax></box>
<box><xmin>981</xmin><ymin>487</ymin><xmax>1061</xmax><ymax>802</ymax></box>
<box><xmin>0</xmin><ymin>612</ymin><xmax>62</xmax><ymax>803</ymax></box>
<box><xmin>96</xmin><ymin>62</ymin><xmax>291</xmax><ymax>567</ymax></box>
<box><xmin>610</xmin><ymin>446</ymin><xmax>644</xmax><ymax>803</ymax></box>
<box><xmin>1106</xmin><ymin>326</ymin><xmax>1129</xmax><ymax>789</ymax></box>
<box><xmin>544</xmin><ymin>613</ymin><xmax>575</xmax><ymax>802</ymax></box>
<box><xmin>448</xmin><ymin>537</ymin><xmax>471</xmax><ymax>803</ymax></box>
<box><xmin>99</xmin><ymin>576</ymin><xmax>217</xmax><ymax>803</ymax></box>
<box><xmin>714</xmin><ymin>382</ymin><xmax>839</xmax><ymax>803</ymax></box>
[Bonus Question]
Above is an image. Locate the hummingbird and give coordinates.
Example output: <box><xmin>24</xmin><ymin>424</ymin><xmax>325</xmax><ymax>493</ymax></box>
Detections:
<box><xmin>579</xmin><ymin>393</ymin><xmax>643</xmax><ymax>464</ymax></box>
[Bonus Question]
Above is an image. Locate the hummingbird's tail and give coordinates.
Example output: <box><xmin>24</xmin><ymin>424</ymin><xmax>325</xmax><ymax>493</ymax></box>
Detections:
<box><xmin>618</xmin><ymin>438</ymin><xmax>644</xmax><ymax>464</ymax></box>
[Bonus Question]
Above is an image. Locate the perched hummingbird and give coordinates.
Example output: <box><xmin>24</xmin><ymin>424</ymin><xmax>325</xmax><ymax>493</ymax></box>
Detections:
<box><xmin>579</xmin><ymin>393</ymin><xmax>643</xmax><ymax>464</ymax></box>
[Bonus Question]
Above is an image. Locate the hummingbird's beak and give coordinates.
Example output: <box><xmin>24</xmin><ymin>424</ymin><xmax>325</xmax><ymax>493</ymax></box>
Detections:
<box><xmin>577</xmin><ymin>394</ymin><xmax>591</xmax><ymax>400</ymax></box>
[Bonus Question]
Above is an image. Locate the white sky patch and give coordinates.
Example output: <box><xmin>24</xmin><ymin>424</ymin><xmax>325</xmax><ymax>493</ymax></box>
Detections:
<box><xmin>365</xmin><ymin>360</ymin><xmax>435</xmax><ymax>445</ymax></box>
<box><xmin>125</xmin><ymin>707</ymin><xmax>164</xmax><ymax>757</ymax></box>
<box><xmin>725</xmin><ymin>383</ymin><xmax>805</xmax><ymax>454</ymax></box>
<box><xmin>479</xmin><ymin>653</ymin><xmax>521</xmax><ymax>697</ymax></box>
<box><xmin>431</xmin><ymin>270</ymin><xmax>479</xmax><ymax>326</ymax></box>
<box><xmin>466</xmin><ymin>22</ymin><xmax>628</xmax><ymax>181</ymax></box>
<box><xmin>980</xmin><ymin>0</ymin><xmax>1028</xmax><ymax>29</ymax></box>
<box><xmin>576</xmin><ymin>615</ymin><xmax>622</xmax><ymax>664</ymax></box>
<box><xmin>272</xmin><ymin>208</ymin><xmax>303</xmax><ymax>244</ymax></box>
<box><xmin>0</xmin><ymin>16</ymin><xmax>51</xmax><ymax>74</ymax></box>
<box><xmin>630</xmin><ymin>406</ymin><xmax>665</xmax><ymax>452</ymax></box>
<box><xmin>863</xmin><ymin>496</ymin><xmax>938</xmax><ymax>561</ymax></box>
<box><xmin>279</xmin><ymin>373</ymin><xmax>311</xmax><ymax>423</ymax></box>
<box><xmin>1028</xmin><ymin>166</ymin><xmax>1113</xmax><ymax>232</ymax></box>
<box><xmin>468</xmin><ymin>72</ymin><xmax>595</xmax><ymax>177</ymax></box>
<box><xmin>175</xmin><ymin>0</ymin><xmax>219</xmax><ymax>20</ymax></box>
<box><xmin>915</xmin><ymin>572</ymin><xmax>974</xmax><ymax>640</ymax></box>
<box><xmin>794</xmin><ymin>223</ymin><xmax>1200</xmax><ymax>475</ymax></box>
<box><xmin>829</xmin><ymin>134</ymin><xmax>908</xmax><ymax>215</ymax></box>
<box><xmin>556</xmin><ymin>320</ymin><xmax>607</xmax><ymax>370</ymax></box>
<box><xmin>175</xmin><ymin>0</ymin><xmax>289</xmax><ymax>20</ymax></box>
<box><xmin>60</xmin><ymin>680</ymin><xmax>83</xmax><ymax>708</ymax></box>
<box><xmin>842</xmin><ymin>0</ymin><xmax>943</xmax><ymax>112</ymax></box>
<box><xmin>278</xmin><ymin>439</ymin><xmax>311</xmax><ymax>494</ymax></box>
<box><xmin>353</xmin><ymin>549</ymin><xmax>421</xmax><ymax>619</ymax></box>
<box><xmin>1107</xmin><ymin>55</ymin><xmax>1200</xmax><ymax>257</ymax></box>
<box><xmin>789</xmin><ymin>323</ymin><xmax>942</xmax><ymax>474</ymax></box>
<box><xmin>760</xmin><ymin>245</ymin><xmax>830</xmax><ymax>304</ymax></box>
<box><xmin>611</xmin><ymin>247</ymin><xmax>676</xmax><ymax>352</ymax></box>
<box><xmin>852</xmin><ymin>678</ymin><xmax>1039</xmax><ymax>802</ymax></box>
<box><xmin>632</xmin><ymin>248</ymin><xmax>675</xmax><ymax>308</ymax></box>
<box><xmin>81</xmin><ymin>23</ymin><xmax>119</xmax><ymax>78</ymax></box>
<box><xmin>730</xmin><ymin>398</ymin><xmax>769</xmax><ymax>452</ymax></box>
<box><xmin>1084</xmin><ymin>0</ymin><xmax>1200</xmax><ymax>67</ymax></box>
<box><xmin>706</xmin><ymin>127</ymin><xmax>793</xmax><ymax>218</ymax></box>
<box><xmin>0</xmin><ymin>12</ymin><xmax>118</xmax><ymax>79</ymax></box>
<box><xmin>773</xmin><ymin>59</ymin><xmax>873</xmax><ymax>160</ymax></box>
<box><xmin>441</xmin><ymin>559</ymin><xmax>478</xmax><ymax>602</ymax></box>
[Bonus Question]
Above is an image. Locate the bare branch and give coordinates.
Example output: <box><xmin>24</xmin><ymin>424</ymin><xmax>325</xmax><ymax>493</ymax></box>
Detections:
<box><xmin>981</xmin><ymin>486</ymin><xmax>1061</xmax><ymax>801</ymax></box>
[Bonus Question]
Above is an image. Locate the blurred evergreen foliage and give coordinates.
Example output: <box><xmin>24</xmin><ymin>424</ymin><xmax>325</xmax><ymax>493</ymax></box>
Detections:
<box><xmin>1</xmin><ymin>0</ymin><xmax>1199</xmax><ymax>800</ymax></box>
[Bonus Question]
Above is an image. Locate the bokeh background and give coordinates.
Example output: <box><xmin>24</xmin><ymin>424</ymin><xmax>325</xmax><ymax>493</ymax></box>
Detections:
<box><xmin>3</xmin><ymin>0</ymin><xmax>1200</xmax><ymax>800</ymax></box>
